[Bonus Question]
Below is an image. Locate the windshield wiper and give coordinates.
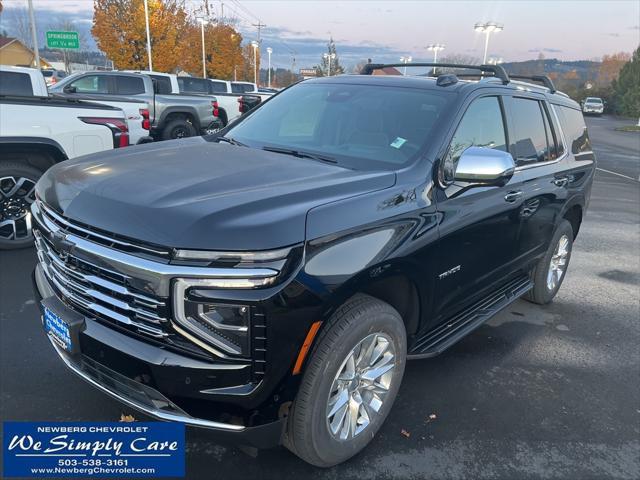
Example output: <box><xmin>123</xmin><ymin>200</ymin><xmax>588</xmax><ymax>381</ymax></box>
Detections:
<box><xmin>217</xmin><ymin>136</ymin><xmax>247</xmax><ymax>147</ymax></box>
<box><xmin>262</xmin><ymin>146</ymin><xmax>337</xmax><ymax>163</ymax></box>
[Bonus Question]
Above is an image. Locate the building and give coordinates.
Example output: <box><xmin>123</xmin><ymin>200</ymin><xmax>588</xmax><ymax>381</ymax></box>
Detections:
<box><xmin>0</xmin><ymin>37</ymin><xmax>51</xmax><ymax>68</ymax></box>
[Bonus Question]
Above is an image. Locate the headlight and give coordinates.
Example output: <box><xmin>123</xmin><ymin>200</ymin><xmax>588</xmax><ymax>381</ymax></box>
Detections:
<box><xmin>173</xmin><ymin>278</ymin><xmax>254</xmax><ymax>357</ymax></box>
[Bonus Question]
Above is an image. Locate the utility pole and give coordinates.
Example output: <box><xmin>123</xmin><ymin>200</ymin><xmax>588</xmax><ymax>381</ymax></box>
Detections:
<box><xmin>220</xmin><ymin>1</ymin><xmax>224</xmax><ymax>23</ymax></box>
<box><xmin>143</xmin><ymin>0</ymin><xmax>153</xmax><ymax>70</ymax></box>
<box><xmin>252</xmin><ymin>21</ymin><xmax>266</xmax><ymax>43</ymax></box>
<box><xmin>27</xmin><ymin>0</ymin><xmax>40</xmax><ymax>69</ymax></box>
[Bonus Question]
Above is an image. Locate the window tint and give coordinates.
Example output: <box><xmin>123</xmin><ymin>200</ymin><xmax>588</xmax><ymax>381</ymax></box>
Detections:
<box><xmin>209</xmin><ymin>81</ymin><xmax>227</xmax><ymax>93</ymax></box>
<box><xmin>541</xmin><ymin>103</ymin><xmax>561</xmax><ymax>161</ymax></box>
<box><xmin>510</xmin><ymin>97</ymin><xmax>551</xmax><ymax>167</ymax></box>
<box><xmin>555</xmin><ymin>105</ymin><xmax>591</xmax><ymax>155</ymax></box>
<box><xmin>231</xmin><ymin>82</ymin><xmax>253</xmax><ymax>93</ymax></box>
<box><xmin>115</xmin><ymin>76</ymin><xmax>145</xmax><ymax>95</ymax></box>
<box><xmin>69</xmin><ymin>75</ymin><xmax>109</xmax><ymax>94</ymax></box>
<box><xmin>41</xmin><ymin>70</ymin><xmax>53</xmax><ymax>77</ymax></box>
<box><xmin>443</xmin><ymin>96</ymin><xmax>507</xmax><ymax>182</ymax></box>
<box><xmin>148</xmin><ymin>75</ymin><xmax>172</xmax><ymax>94</ymax></box>
<box><xmin>0</xmin><ymin>71</ymin><xmax>33</xmax><ymax>96</ymax></box>
<box><xmin>226</xmin><ymin>82</ymin><xmax>452</xmax><ymax>170</ymax></box>
<box><xmin>178</xmin><ymin>77</ymin><xmax>208</xmax><ymax>94</ymax></box>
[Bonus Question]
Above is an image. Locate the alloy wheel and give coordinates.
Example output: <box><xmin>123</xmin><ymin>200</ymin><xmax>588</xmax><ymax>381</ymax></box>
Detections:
<box><xmin>0</xmin><ymin>176</ymin><xmax>36</xmax><ymax>242</ymax></box>
<box><xmin>326</xmin><ymin>333</ymin><xmax>396</xmax><ymax>441</ymax></box>
<box><xmin>547</xmin><ymin>234</ymin><xmax>570</xmax><ymax>291</ymax></box>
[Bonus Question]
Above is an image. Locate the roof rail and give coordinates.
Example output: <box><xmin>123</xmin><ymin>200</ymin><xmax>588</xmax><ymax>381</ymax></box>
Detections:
<box><xmin>360</xmin><ymin>62</ymin><xmax>510</xmax><ymax>84</ymax></box>
<box><xmin>509</xmin><ymin>75</ymin><xmax>556</xmax><ymax>93</ymax></box>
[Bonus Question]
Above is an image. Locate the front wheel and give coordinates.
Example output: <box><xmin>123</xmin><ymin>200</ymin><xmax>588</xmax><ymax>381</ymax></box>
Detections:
<box><xmin>525</xmin><ymin>219</ymin><xmax>574</xmax><ymax>304</ymax></box>
<box><xmin>0</xmin><ymin>161</ymin><xmax>41</xmax><ymax>250</ymax></box>
<box><xmin>284</xmin><ymin>294</ymin><xmax>406</xmax><ymax>467</ymax></box>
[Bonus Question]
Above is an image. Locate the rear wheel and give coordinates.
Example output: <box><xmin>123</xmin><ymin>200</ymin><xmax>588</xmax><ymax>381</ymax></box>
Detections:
<box><xmin>0</xmin><ymin>161</ymin><xmax>41</xmax><ymax>250</ymax></box>
<box><xmin>525</xmin><ymin>220</ymin><xmax>573</xmax><ymax>304</ymax></box>
<box><xmin>284</xmin><ymin>294</ymin><xmax>406</xmax><ymax>467</ymax></box>
<box><xmin>161</xmin><ymin>118</ymin><xmax>197</xmax><ymax>141</ymax></box>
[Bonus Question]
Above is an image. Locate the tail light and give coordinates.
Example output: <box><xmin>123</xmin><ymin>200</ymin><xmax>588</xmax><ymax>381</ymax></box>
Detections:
<box><xmin>212</xmin><ymin>100</ymin><xmax>219</xmax><ymax>118</ymax></box>
<box><xmin>237</xmin><ymin>97</ymin><xmax>245</xmax><ymax>113</ymax></box>
<box><xmin>50</xmin><ymin>77</ymin><xmax>57</xmax><ymax>85</ymax></box>
<box><xmin>139</xmin><ymin>108</ymin><xmax>150</xmax><ymax>130</ymax></box>
<box><xmin>80</xmin><ymin>117</ymin><xmax>130</xmax><ymax>148</ymax></box>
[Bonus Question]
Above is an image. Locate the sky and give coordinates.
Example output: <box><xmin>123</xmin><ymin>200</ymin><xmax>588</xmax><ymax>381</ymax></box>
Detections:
<box><xmin>1</xmin><ymin>0</ymin><xmax>638</xmax><ymax>70</ymax></box>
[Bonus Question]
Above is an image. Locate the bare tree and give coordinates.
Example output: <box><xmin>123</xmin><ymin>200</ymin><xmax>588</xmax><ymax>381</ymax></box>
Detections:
<box><xmin>9</xmin><ymin>7</ymin><xmax>32</xmax><ymax>48</ymax></box>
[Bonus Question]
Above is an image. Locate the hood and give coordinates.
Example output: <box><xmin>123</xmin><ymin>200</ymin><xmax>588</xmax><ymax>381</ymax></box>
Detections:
<box><xmin>36</xmin><ymin>138</ymin><xmax>396</xmax><ymax>250</ymax></box>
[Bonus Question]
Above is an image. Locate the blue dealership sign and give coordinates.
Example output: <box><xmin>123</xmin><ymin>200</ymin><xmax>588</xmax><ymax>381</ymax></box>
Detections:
<box><xmin>3</xmin><ymin>422</ymin><xmax>185</xmax><ymax>477</ymax></box>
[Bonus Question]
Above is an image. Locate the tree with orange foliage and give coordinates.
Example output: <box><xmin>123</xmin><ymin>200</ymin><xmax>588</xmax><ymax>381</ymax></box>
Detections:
<box><xmin>598</xmin><ymin>52</ymin><xmax>632</xmax><ymax>86</ymax></box>
<box><xmin>92</xmin><ymin>0</ymin><xmax>188</xmax><ymax>72</ymax></box>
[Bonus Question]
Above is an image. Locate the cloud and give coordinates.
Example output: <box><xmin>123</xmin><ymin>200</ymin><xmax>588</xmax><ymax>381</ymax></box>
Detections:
<box><xmin>605</xmin><ymin>33</ymin><xmax>620</xmax><ymax>37</ymax></box>
<box><xmin>528</xmin><ymin>48</ymin><xmax>563</xmax><ymax>53</ymax></box>
<box><xmin>629</xmin><ymin>25</ymin><xmax>640</xmax><ymax>30</ymax></box>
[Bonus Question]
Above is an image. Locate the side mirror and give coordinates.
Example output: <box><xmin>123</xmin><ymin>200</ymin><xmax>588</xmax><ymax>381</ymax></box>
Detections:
<box><xmin>63</xmin><ymin>85</ymin><xmax>76</xmax><ymax>94</ymax></box>
<box><xmin>454</xmin><ymin>146</ymin><xmax>515</xmax><ymax>186</ymax></box>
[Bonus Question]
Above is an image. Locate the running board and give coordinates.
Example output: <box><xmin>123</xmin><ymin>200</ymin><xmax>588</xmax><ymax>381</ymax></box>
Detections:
<box><xmin>408</xmin><ymin>274</ymin><xmax>532</xmax><ymax>359</ymax></box>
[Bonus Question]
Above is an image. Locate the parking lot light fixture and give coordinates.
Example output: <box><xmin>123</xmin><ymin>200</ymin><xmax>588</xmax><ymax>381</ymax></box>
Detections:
<box><xmin>474</xmin><ymin>22</ymin><xmax>503</xmax><ymax>64</ymax></box>
<box><xmin>266</xmin><ymin>47</ymin><xmax>273</xmax><ymax>87</ymax></box>
<box><xmin>488</xmin><ymin>57</ymin><xmax>503</xmax><ymax>65</ymax></box>
<box><xmin>251</xmin><ymin>41</ymin><xmax>259</xmax><ymax>85</ymax></box>
<box><xmin>197</xmin><ymin>17</ymin><xmax>209</xmax><ymax>79</ymax></box>
<box><xmin>426</xmin><ymin>44</ymin><xmax>445</xmax><ymax>75</ymax></box>
<box><xmin>400</xmin><ymin>56</ymin><xmax>412</xmax><ymax>75</ymax></box>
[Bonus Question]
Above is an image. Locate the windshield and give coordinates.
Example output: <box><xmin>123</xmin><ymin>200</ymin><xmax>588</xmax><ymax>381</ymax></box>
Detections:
<box><xmin>225</xmin><ymin>81</ymin><xmax>453</xmax><ymax>170</ymax></box>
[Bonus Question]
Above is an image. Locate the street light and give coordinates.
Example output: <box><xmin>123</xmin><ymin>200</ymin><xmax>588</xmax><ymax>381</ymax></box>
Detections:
<box><xmin>251</xmin><ymin>40</ymin><xmax>259</xmax><ymax>85</ymax></box>
<box><xmin>323</xmin><ymin>52</ymin><xmax>336</xmax><ymax>76</ymax></box>
<box><xmin>487</xmin><ymin>57</ymin><xmax>503</xmax><ymax>65</ymax></box>
<box><xmin>197</xmin><ymin>16</ymin><xmax>210</xmax><ymax>79</ymax></box>
<box><xmin>426</xmin><ymin>44</ymin><xmax>445</xmax><ymax>75</ymax></box>
<box><xmin>143</xmin><ymin>0</ymin><xmax>153</xmax><ymax>70</ymax></box>
<box><xmin>266</xmin><ymin>47</ymin><xmax>273</xmax><ymax>87</ymax></box>
<box><xmin>400</xmin><ymin>56</ymin><xmax>412</xmax><ymax>75</ymax></box>
<box><xmin>474</xmin><ymin>22</ymin><xmax>503</xmax><ymax>64</ymax></box>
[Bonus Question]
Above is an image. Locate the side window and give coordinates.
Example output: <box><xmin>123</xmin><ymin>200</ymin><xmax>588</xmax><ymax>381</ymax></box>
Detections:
<box><xmin>115</xmin><ymin>76</ymin><xmax>145</xmax><ymax>95</ymax></box>
<box><xmin>555</xmin><ymin>105</ymin><xmax>591</xmax><ymax>155</ymax></box>
<box><xmin>209</xmin><ymin>81</ymin><xmax>227</xmax><ymax>93</ymax></box>
<box><xmin>509</xmin><ymin>97</ymin><xmax>551</xmax><ymax>167</ymax></box>
<box><xmin>69</xmin><ymin>75</ymin><xmax>109</xmax><ymax>94</ymax></box>
<box><xmin>149</xmin><ymin>75</ymin><xmax>172</xmax><ymax>94</ymax></box>
<box><xmin>443</xmin><ymin>96</ymin><xmax>507</xmax><ymax>183</ymax></box>
<box><xmin>0</xmin><ymin>71</ymin><xmax>33</xmax><ymax>96</ymax></box>
<box><xmin>178</xmin><ymin>77</ymin><xmax>208</xmax><ymax>94</ymax></box>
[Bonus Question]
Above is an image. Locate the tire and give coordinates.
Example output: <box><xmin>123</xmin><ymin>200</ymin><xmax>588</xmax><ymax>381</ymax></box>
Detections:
<box><xmin>161</xmin><ymin>118</ymin><xmax>197</xmax><ymax>141</ymax></box>
<box><xmin>284</xmin><ymin>294</ymin><xmax>407</xmax><ymax>467</ymax></box>
<box><xmin>0</xmin><ymin>161</ymin><xmax>42</xmax><ymax>250</ymax></box>
<box><xmin>524</xmin><ymin>220</ymin><xmax>574</xmax><ymax>304</ymax></box>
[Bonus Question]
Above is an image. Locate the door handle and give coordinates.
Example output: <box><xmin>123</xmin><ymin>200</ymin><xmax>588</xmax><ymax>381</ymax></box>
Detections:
<box><xmin>553</xmin><ymin>177</ymin><xmax>570</xmax><ymax>187</ymax></box>
<box><xmin>504</xmin><ymin>191</ymin><xmax>523</xmax><ymax>203</ymax></box>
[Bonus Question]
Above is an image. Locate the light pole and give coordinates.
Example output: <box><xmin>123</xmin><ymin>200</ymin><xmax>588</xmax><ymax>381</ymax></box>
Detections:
<box><xmin>323</xmin><ymin>52</ymin><xmax>336</xmax><ymax>76</ymax></box>
<box><xmin>266</xmin><ymin>47</ymin><xmax>273</xmax><ymax>87</ymax></box>
<box><xmin>251</xmin><ymin>40</ymin><xmax>259</xmax><ymax>85</ymax></box>
<box><xmin>197</xmin><ymin>17</ymin><xmax>209</xmax><ymax>78</ymax></box>
<box><xmin>400</xmin><ymin>56</ymin><xmax>412</xmax><ymax>75</ymax></box>
<box><xmin>426</xmin><ymin>44</ymin><xmax>445</xmax><ymax>75</ymax></box>
<box><xmin>474</xmin><ymin>22</ymin><xmax>503</xmax><ymax>64</ymax></box>
<box><xmin>27</xmin><ymin>0</ymin><xmax>40</xmax><ymax>69</ymax></box>
<box><xmin>143</xmin><ymin>0</ymin><xmax>153</xmax><ymax>70</ymax></box>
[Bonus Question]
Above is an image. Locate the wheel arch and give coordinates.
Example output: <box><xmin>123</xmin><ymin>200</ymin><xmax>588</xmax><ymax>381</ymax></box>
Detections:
<box><xmin>0</xmin><ymin>138</ymin><xmax>67</xmax><ymax>172</ymax></box>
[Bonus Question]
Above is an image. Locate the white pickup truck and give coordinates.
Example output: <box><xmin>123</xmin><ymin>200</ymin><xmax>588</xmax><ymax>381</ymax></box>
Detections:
<box><xmin>0</xmin><ymin>65</ymin><xmax>135</xmax><ymax>249</ymax></box>
<box><xmin>130</xmin><ymin>71</ymin><xmax>273</xmax><ymax>126</ymax></box>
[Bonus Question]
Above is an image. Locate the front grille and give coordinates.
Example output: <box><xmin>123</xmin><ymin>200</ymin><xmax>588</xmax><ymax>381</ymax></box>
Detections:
<box><xmin>35</xmin><ymin>229</ymin><xmax>170</xmax><ymax>338</ymax></box>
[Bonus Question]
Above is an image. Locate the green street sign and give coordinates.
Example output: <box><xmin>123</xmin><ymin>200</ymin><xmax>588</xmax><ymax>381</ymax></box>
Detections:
<box><xmin>46</xmin><ymin>31</ymin><xmax>79</xmax><ymax>49</ymax></box>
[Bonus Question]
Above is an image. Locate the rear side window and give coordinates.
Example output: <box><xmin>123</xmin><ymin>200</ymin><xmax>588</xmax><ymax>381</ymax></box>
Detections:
<box><xmin>555</xmin><ymin>105</ymin><xmax>592</xmax><ymax>155</ymax></box>
<box><xmin>148</xmin><ymin>75</ymin><xmax>172</xmax><ymax>94</ymax></box>
<box><xmin>509</xmin><ymin>97</ymin><xmax>550</xmax><ymax>166</ymax></box>
<box><xmin>178</xmin><ymin>77</ymin><xmax>208</xmax><ymax>94</ymax></box>
<box><xmin>443</xmin><ymin>96</ymin><xmax>507</xmax><ymax>182</ymax></box>
<box><xmin>115</xmin><ymin>76</ymin><xmax>145</xmax><ymax>95</ymax></box>
<box><xmin>231</xmin><ymin>82</ymin><xmax>253</xmax><ymax>93</ymax></box>
<box><xmin>0</xmin><ymin>71</ymin><xmax>33</xmax><ymax>96</ymax></box>
<box><xmin>209</xmin><ymin>81</ymin><xmax>227</xmax><ymax>93</ymax></box>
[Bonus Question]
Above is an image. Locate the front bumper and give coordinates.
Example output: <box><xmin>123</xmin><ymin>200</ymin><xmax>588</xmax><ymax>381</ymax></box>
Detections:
<box><xmin>33</xmin><ymin>265</ymin><xmax>285</xmax><ymax>449</ymax></box>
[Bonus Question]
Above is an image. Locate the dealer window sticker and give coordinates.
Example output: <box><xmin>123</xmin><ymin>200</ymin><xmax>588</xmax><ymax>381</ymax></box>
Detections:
<box><xmin>390</xmin><ymin>137</ymin><xmax>407</xmax><ymax>149</ymax></box>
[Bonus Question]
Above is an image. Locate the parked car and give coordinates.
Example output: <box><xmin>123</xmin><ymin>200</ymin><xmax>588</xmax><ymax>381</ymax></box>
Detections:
<box><xmin>50</xmin><ymin>71</ymin><xmax>219</xmax><ymax>140</ymax></box>
<box><xmin>0</xmin><ymin>65</ymin><xmax>130</xmax><ymax>249</ymax></box>
<box><xmin>177</xmin><ymin>76</ymin><xmax>274</xmax><ymax>126</ymax></box>
<box><xmin>32</xmin><ymin>64</ymin><xmax>595</xmax><ymax>466</ymax></box>
<box><xmin>41</xmin><ymin>68</ymin><xmax>67</xmax><ymax>87</ymax></box>
<box><xmin>582</xmin><ymin>96</ymin><xmax>604</xmax><ymax>115</ymax></box>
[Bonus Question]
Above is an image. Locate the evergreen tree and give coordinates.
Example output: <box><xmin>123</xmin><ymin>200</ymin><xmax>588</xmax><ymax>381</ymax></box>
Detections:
<box><xmin>612</xmin><ymin>46</ymin><xmax>640</xmax><ymax>117</ymax></box>
<box><xmin>315</xmin><ymin>37</ymin><xmax>344</xmax><ymax>76</ymax></box>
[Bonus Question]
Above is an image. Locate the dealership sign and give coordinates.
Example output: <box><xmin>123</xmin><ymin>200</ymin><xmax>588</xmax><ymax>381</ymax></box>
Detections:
<box><xmin>3</xmin><ymin>422</ymin><xmax>185</xmax><ymax>477</ymax></box>
<box><xmin>46</xmin><ymin>31</ymin><xmax>80</xmax><ymax>49</ymax></box>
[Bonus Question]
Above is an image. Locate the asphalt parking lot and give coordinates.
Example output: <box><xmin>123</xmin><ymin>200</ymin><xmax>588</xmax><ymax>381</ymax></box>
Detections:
<box><xmin>1</xmin><ymin>115</ymin><xmax>638</xmax><ymax>480</ymax></box>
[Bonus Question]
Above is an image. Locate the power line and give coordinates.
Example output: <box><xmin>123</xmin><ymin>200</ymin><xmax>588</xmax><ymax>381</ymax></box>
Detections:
<box><xmin>252</xmin><ymin>21</ymin><xmax>266</xmax><ymax>43</ymax></box>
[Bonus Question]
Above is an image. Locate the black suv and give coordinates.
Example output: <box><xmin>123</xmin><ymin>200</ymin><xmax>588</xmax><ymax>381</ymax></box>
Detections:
<box><xmin>32</xmin><ymin>64</ymin><xmax>594</xmax><ymax>467</ymax></box>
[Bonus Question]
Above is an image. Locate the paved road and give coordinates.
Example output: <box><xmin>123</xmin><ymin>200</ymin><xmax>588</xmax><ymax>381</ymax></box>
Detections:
<box><xmin>1</xmin><ymin>115</ymin><xmax>638</xmax><ymax>479</ymax></box>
